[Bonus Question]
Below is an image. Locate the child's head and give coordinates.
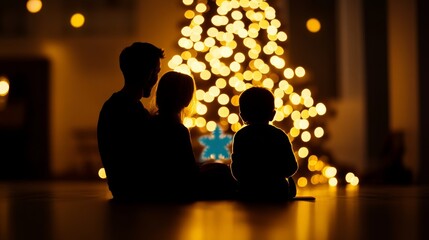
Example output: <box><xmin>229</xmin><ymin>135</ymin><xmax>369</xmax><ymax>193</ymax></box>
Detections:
<box><xmin>155</xmin><ymin>71</ymin><xmax>196</xmax><ymax>118</ymax></box>
<box><xmin>239</xmin><ymin>87</ymin><xmax>275</xmax><ymax>124</ymax></box>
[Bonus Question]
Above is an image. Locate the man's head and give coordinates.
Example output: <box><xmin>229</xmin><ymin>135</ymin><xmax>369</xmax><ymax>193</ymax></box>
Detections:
<box><xmin>239</xmin><ymin>87</ymin><xmax>275</xmax><ymax>124</ymax></box>
<box><xmin>119</xmin><ymin>42</ymin><xmax>164</xmax><ymax>98</ymax></box>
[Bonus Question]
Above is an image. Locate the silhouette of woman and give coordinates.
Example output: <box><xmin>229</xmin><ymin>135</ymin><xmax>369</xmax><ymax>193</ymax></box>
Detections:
<box><xmin>146</xmin><ymin>71</ymin><xmax>199</xmax><ymax>201</ymax></box>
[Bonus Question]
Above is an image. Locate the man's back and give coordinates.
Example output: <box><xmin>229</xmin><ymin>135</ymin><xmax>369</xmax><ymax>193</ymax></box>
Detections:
<box><xmin>97</xmin><ymin>91</ymin><xmax>151</xmax><ymax>199</ymax></box>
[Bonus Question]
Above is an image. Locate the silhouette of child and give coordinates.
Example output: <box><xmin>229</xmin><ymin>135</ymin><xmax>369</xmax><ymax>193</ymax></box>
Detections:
<box><xmin>197</xmin><ymin>161</ymin><xmax>238</xmax><ymax>200</ymax></box>
<box><xmin>97</xmin><ymin>42</ymin><xmax>164</xmax><ymax>201</ymax></box>
<box><xmin>230</xmin><ymin>86</ymin><xmax>298</xmax><ymax>201</ymax></box>
<box><xmin>147</xmin><ymin>71</ymin><xmax>200</xmax><ymax>201</ymax></box>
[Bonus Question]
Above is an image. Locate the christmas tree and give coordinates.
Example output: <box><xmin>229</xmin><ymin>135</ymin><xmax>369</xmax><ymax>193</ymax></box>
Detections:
<box><xmin>168</xmin><ymin>0</ymin><xmax>359</xmax><ymax>187</ymax></box>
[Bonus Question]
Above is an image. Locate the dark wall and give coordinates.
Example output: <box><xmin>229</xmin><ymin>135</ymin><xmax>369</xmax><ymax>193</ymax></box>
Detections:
<box><xmin>363</xmin><ymin>0</ymin><xmax>390</xmax><ymax>168</ymax></box>
<box><xmin>287</xmin><ymin>0</ymin><xmax>338</xmax><ymax>100</ymax></box>
<box><xmin>0</xmin><ymin>58</ymin><xmax>50</xmax><ymax>180</ymax></box>
<box><xmin>417</xmin><ymin>0</ymin><xmax>429</xmax><ymax>184</ymax></box>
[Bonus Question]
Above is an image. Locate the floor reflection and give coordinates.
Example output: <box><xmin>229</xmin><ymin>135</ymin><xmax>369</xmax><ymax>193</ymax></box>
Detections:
<box><xmin>0</xmin><ymin>181</ymin><xmax>427</xmax><ymax>240</ymax></box>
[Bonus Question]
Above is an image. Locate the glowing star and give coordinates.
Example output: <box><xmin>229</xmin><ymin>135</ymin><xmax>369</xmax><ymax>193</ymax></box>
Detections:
<box><xmin>199</xmin><ymin>125</ymin><xmax>233</xmax><ymax>162</ymax></box>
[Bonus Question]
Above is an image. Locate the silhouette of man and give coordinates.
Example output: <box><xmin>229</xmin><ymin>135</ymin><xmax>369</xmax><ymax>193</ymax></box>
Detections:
<box><xmin>97</xmin><ymin>42</ymin><xmax>164</xmax><ymax>200</ymax></box>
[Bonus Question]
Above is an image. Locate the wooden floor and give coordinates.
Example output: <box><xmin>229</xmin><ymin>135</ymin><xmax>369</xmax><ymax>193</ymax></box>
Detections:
<box><xmin>0</xmin><ymin>181</ymin><xmax>428</xmax><ymax>240</ymax></box>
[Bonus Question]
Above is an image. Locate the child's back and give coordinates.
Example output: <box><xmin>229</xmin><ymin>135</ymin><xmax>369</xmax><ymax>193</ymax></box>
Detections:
<box><xmin>231</xmin><ymin>87</ymin><xmax>298</xmax><ymax>201</ymax></box>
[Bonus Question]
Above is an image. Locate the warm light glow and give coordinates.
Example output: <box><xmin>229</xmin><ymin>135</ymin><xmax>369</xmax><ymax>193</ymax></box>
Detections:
<box><xmin>182</xmin><ymin>0</ymin><xmax>194</xmax><ymax>6</ymax></box>
<box><xmin>167</xmin><ymin>0</ymin><xmax>338</xmax><ymax>187</ymax></box>
<box><xmin>314</xmin><ymin>127</ymin><xmax>324</xmax><ymax>138</ymax></box>
<box><xmin>297</xmin><ymin>177</ymin><xmax>308</xmax><ymax>187</ymax></box>
<box><xmin>298</xmin><ymin>147</ymin><xmax>309</xmax><ymax>158</ymax></box>
<box><xmin>98</xmin><ymin>168</ymin><xmax>107</xmax><ymax>179</ymax></box>
<box><xmin>346</xmin><ymin>172</ymin><xmax>360</xmax><ymax>186</ymax></box>
<box><xmin>323</xmin><ymin>166</ymin><xmax>337</xmax><ymax>178</ymax></box>
<box><xmin>350</xmin><ymin>176</ymin><xmax>359</xmax><ymax>186</ymax></box>
<box><xmin>295</xmin><ymin>66</ymin><xmax>306</xmax><ymax>78</ymax></box>
<box><xmin>70</xmin><ymin>13</ymin><xmax>85</xmax><ymax>28</ymax></box>
<box><xmin>227</xmin><ymin>113</ymin><xmax>240</xmax><ymax>124</ymax></box>
<box><xmin>328</xmin><ymin>177</ymin><xmax>338</xmax><ymax>187</ymax></box>
<box><xmin>27</xmin><ymin>0</ymin><xmax>42</xmax><ymax>13</ymax></box>
<box><xmin>0</xmin><ymin>77</ymin><xmax>10</xmax><ymax>96</ymax></box>
<box><xmin>316</xmin><ymin>103</ymin><xmax>327</xmax><ymax>115</ymax></box>
<box><xmin>206</xmin><ymin>121</ymin><xmax>217</xmax><ymax>131</ymax></box>
<box><xmin>306</xmin><ymin>18</ymin><xmax>321</xmax><ymax>33</ymax></box>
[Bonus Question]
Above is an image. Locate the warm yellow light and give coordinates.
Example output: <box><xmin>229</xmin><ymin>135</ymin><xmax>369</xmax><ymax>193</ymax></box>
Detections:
<box><xmin>311</xmin><ymin>174</ymin><xmax>321</xmax><ymax>185</ymax></box>
<box><xmin>315</xmin><ymin>160</ymin><xmax>324</xmax><ymax>171</ymax></box>
<box><xmin>273</xmin><ymin>46</ymin><xmax>284</xmax><ymax>56</ymax></box>
<box><xmin>350</xmin><ymin>176</ymin><xmax>359</xmax><ymax>186</ymax></box>
<box><xmin>270</xmin><ymin>56</ymin><xmax>285</xmax><ymax>69</ymax></box>
<box><xmin>168</xmin><ymin>55</ymin><xmax>183</xmax><ymax>69</ymax></box>
<box><xmin>273</xmin><ymin>111</ymin><xmax>284</xmax><ymax>122</ymax></box>
<box><xmin>323</xmin><ymin>166</ymin><xmax>337</xmax><ymax>178</ymax></box>
<box><xmin>282</xmin><ymin>105</ymin><xmax>293</xmax><ymax>116</ymax></box>
<box><xmin>256</xmin><ymin>15</ymin><xmax>266</xmax><ymax>24</ymax></box>
<box><xmin>217</xmin><ymin>93</ymin><xmax>230</xmax><ymax>105</ymax></box>
<box><xmin>195</xmin><ymin>117</ymin><xmax>206</xmax><ymax>128</ymax></box>
<box><xmin>27</xmin><ymin>0</ymin><xmax>42</xmax><ymax>13</ymax></box>
<box><xmin>183</xmin><ymin>0</ymin><xmax>194</xmax><ymax>6</ymax></box>
<box><xmin>297</xmin><ymin>177</ymin><xmax>308</xmax><ymax>187</ymax></box>
<box><xmin>304</xmin><ymin>97</ymin><xmax>314</xmax><ymax>108</ymax></box>
<box><xmin>290</xmin><ymin>127</ymin><xmax>300</xmax><ymax>138</ymax></box>
<box><xmin>207</xmin><ymin>27</ymin><xmax>218</xmax><ymax>37</ymax></box>
<box><xmin>277</xmin><ymin>31</ymin><xmax>287</xmax><ymax>41</ymax></box>
<box><xmin>230</xmin><ymin>62</ymin><xmax>241</xmax><ymax>72</ymax></box>
<box><xmin>70</xmin><ymin>13</ymin><xmax>85</xmax><ymax>28</ymax></box>
<box><xmin>228</xmin><ymin>113</ymin><xmax>240</xmax><ymax>124</ymax></box>
<box><xmin>301</xmin><ymin>131</ymin><xmax>311</xmax><ymax>142</ymax></box>
<box><xmin>290</xmin><ymin>93</ymin><xmax>301</xmax><ymax>105</ymax></box>
<box><xmin>218</xmin><ymin>106</ymin><xmax>230</xmax><ymax>118</ymax></box>
<box><xmin>328</xmin><ymin>177</ymin><xmax>338</xmax><ymax>187</ymax></box>
<box><xmin>215</xmin><ymin>78</ymin><xmax>227</xmax><ymax>89</ymax></box>
<box><xmin>182</xmin><ymin>51</ymin><xmax>193</xmax><ymax>60</ymax></box>
<box><xmin>291</xmin><ymin>110</ymin><xmax>301</xmax><ymax>121</ymax></box>
<box><xmin>283</xmin><ymin>68</ymin><xmax>294</xmax><ymax>79</ymax></box>
<box><xmin>299</xmin><ymin>119</ymin><xmax>309</xmax><ymax>130</ymax></box>
<box><xmin>253</xmin><ymin>71</ymin><xmax>262</xmax><ymax>81</ymax></box>
<box><xmin>234</xmin><ymin>52</ymin><xmax>246</xmax><ymax>63</ymax></box>
<box><xmin>206</xmin><ymin>121</ymin><xmax>217</xmax><ymax>131</ymax></box>
<box><xmin>306</xmin><ymin>18</ymin><xmax>321</xmax><ymax>33</ymax></box>
<box><xmin>0</xmin><ymin>77</ymin><xmax>10</xmax><ymax>96</ymax></box>
<box><xmin>298</xmin><ymin>147</ymin><xmax>309</xmax><ymax>158</ymax></box>
<box><xmin>274</xmin><ymin>97</ymin><xmax>283</xmax><ymax>108</ymax></box>
<box><xmin>194</xmin><ymin>42</ymin><xmax>205</xmax><ymax>52</ymax></box>
<box><xmin>231</xmin><ymin>95</ymin><xmax>240</xmax><ymax>107</ymax></box>
<box><xmin>231</xmin><ymin>10</ymin><xmax>243</xmax><ymax>20</ymax></box>
<box><xmin>308</xmin><ymin>107</ymin><xmax>317</xmax><ymax>117</ymax></box>
<box><xmin>196</xmin><ymin>102</ymin><xmax>208</xmax><ymax>115</ymax></box>
<box><xmin>98</xmin><ymin>168</ymin><xmax>107</xmax><ymax>179</ymax></box>
<box><xmin>183</xmin><ymin>117</ymin><xmax>194</xmax><ymax>128</ymax></box>
<box><xmin>316</xmin><ymin>103</ymin><xmax>327</xmax><ymax>115</ymax></box>
<box><xmin>262</xmin><ymin>78</ymin><xmax>274</xmax><ymax>89</ymax></box>
<box><xmin>179</xmin><ymin>38</ymin><xmax>193</xmax><ymax>49</ymax></box>
<box><xmin>196</xmin><ymin>3</ymin><xmax>208</xmax><ymax>13</ymax></box>
<box><xmin>265</xmin><ymin>6</ymin><xmax>276</xmax><ymax>20</ymax></box>
<box><xmin>295</xmin><ymin>66</ymin><xmax>306</xmax><ymax>77</ymax></box>
<box><xmin>314</xmin><ymin>127</ymin><xmax>324</xmax><ymax>138</ymax></box>
<box><xmin>345</xmin><ymin>172</ymin><xmax>355</xmax><ymax>183</ymax></box>
<box><xmin>184</xmin><ymin>10</ymin><xmax>195</xmax><ymax>19</ymax></box>
<box><xmin>181</xmin><ymin>26</ymin><xmax>192</xmax><ymax>36</ymax></box>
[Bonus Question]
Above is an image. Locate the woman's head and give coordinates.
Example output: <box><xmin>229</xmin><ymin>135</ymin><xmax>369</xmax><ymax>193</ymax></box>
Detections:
<box><xmin>155</xmin><ymin>71</ymin><xmax>196</xmax><ymax>118</ymax></box>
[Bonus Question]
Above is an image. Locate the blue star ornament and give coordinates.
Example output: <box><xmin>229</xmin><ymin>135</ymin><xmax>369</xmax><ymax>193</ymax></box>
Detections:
<box><xmin>199</xmin><ymin>125</ymin><xmax>233</xmax><ymax>162</ymax></box>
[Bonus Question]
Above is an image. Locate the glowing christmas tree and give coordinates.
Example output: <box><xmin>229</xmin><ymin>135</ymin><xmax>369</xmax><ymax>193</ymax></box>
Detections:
<box><xmin>168</xmin><ymin>0</ymin><xmax>359</xmax><ymax>187</ymax></box>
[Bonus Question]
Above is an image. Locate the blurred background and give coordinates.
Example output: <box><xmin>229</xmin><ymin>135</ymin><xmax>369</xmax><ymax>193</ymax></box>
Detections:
<box><xmin>0</xmin><ymin>0</ymin><xmax>427</xmax><ymax>185</ymax></box>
